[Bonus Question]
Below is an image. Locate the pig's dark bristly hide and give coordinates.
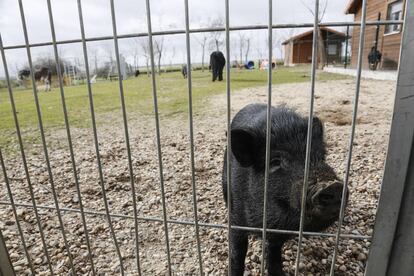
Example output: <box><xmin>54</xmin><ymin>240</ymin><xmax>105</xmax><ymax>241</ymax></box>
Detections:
<box><xmin>210</xmin><ymin>51</ymin><xmax>226</xmax><ymax>82</ymax></box>
<box><xmin>222</xmin><ymin>104</ymin><xmax>346</xmax><ymax>276</ymax></box>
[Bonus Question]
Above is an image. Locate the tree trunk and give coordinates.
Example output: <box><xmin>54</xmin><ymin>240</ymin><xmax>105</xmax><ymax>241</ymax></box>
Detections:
<box><xmin>245</xmin><ymin>40</ymin><xmax>250</xmax><ymax>63</ymax></box>
<box><xmin>240</xmin><ymin>47</ymin><xmax>243</xmax><ymax>65</ymax></box>
<box><xmin>317</xmin><ymin>28</ymin><xmax>327</xmax><ymax>69</ymax></box>
<box><xmin>158</xmin><ymin>54</ymin><xmax>162</xmax><ymax>75</ymax></box>
<box><xmin>94</xmin><ymin>54</ymin><xmax>98</xmax><ymax>75</ymax></box>
<box><xmin>146</xmin><ymin>59</ymin><xmax>150</xmax><ymax>77</ymax></box>
<box><xmin>201</xmin><ymin>45</ymin><xmax>205</xmax><ymax>72</ymax></box>
<box><xmin>215</xmin><ymin>39</ymin><xmax>219</xmax><ymax>51</ymax></box>
<box><xmin>134</xmin><ymin>55</ymin><xmax>138</xmax><ymax>71</ymax></box>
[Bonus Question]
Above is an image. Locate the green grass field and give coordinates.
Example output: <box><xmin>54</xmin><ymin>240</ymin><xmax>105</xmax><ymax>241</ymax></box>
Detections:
<box><xmin>0</xmin><ymin>66</ymin><xmax>346</xmax><ymax>148</ymax></box>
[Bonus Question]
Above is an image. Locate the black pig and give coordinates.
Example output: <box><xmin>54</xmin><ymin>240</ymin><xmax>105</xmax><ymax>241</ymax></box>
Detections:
<box><xmin>210</xmin><ymin>51</ymin><xmax>226</xmax><ymax>82</ymax></box>
<box><xmin>222</xmin><ymin>104</ymin><xmax>346</xmax><ymax>276</ymax></box>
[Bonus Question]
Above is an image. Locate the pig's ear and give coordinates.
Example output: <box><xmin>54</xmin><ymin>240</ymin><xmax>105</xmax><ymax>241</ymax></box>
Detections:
<box><xmin>312</xmin><ymin>117</ymin><xmax>324</xmax><ymax>139</ymax></box>
<box><xmin>231</xmin><ymin>128</ymin><xmax>257</xmax><ymax>167</ymax></box>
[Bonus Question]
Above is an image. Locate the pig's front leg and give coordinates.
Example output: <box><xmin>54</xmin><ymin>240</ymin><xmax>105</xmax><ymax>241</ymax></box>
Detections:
<box><xmin>229</xmin><ymin>229</ymin><xmax>248</xmax><ymax>276</ymax></box>
<box><xmin>267</xmin><ymin>236</ymin><xmax>286</xmax><ymax>276</ymax></box>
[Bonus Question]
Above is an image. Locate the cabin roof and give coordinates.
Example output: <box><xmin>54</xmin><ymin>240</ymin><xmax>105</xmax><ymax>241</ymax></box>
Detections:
<box><xmin>282</xmin><ymin>27</ymin><xmax>347</xmax><ymax>45</ymax></box>
<box><xmin>345</xmin><ymin>0</ymin><xmax>361</xmax><ymax>14</ymax></box>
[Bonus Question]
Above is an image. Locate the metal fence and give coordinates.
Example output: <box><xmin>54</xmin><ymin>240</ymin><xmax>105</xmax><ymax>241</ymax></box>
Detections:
<box><xmin>0</xmin><ymin>0</ymin><xmax>411</xmax><ymax>275</ymax></box>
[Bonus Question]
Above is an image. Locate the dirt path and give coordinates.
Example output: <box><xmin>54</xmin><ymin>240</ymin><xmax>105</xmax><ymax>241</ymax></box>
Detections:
<box><xmin>0</xmin><ymin>78</ymin><xmax>396</xmax><ymax>275</ymax></box>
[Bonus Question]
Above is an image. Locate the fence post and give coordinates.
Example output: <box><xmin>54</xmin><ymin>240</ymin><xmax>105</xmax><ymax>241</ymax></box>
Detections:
<box><xmin>0</xmin><ymin>230</ymin><xmax>15</xmax><ymax>276</ymax></box>
<box><xmin>365</xmin><ymin>1</ymin><xmax>414</xmax><ymax>275</ymax></box>
<box><xmin>344</xmin><ymin>25</ymin><xmax>349</xmax><ymax>69</ymax></box>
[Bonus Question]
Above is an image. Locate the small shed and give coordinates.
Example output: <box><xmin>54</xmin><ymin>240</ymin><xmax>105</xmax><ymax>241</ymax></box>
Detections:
<box><xmin>282</xmin><ymin>27</ymin><xmax>348</xmax><ymax>66</ymax></box>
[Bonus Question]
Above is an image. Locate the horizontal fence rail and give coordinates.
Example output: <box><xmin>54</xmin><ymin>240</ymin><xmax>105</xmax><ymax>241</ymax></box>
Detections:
<box><xmin>0</xmin><ymin>0</ymin><xmax>407</xmax><ymax>273</ymax></box>
<box><xmin>1</xmin><ymin>20</ymin><xmax>403</xmax><ymax>50</ymax></box>
<box><xmin>0</xmin><ymin>201</ymin><xmax>372</xmax><ymax>240</ymax></box>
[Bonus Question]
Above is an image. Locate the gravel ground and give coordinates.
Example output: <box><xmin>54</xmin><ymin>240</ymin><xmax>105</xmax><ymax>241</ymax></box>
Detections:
<box><xmin>0</xmin><ymin>78</ymin><xmax>396</xmax><ymax>275</ymax></box>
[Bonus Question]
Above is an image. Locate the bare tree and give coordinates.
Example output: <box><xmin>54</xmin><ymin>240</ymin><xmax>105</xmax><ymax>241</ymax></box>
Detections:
<box><xmin>274</xmin><ymin>30</ymin><xmax>287</xmax><ymax>59</ymax></box>
<box><xmin>154</xmin><ymin>37</ymin><xmax>164</xmax><ymax>75</ymax></box>
<box><xmin>234</xmin><ymin>33</ymin><xmax>251</xmax><ymax>65</ymax></box>
<box><xmin>260</xmin><ymin>30</ymin><xmax>290</xmax><ymax>65</ymax></box>
<box><xmin>139</xmin><ymin>38</ymin><xmax>150</xmax><ymax>76</ymax></box>
<box><xmin>89</xmin><ymin>49</ymin><xmax>99</xmax><ymax>75</ymax></box>
<box><xmin>208</xmin><ymin>17</ymin><xmax>224</xmax><ymax>51</ymax></box>
<box><xmin>103</xmin><ymin>44</ymin><xmax>114</xmax><ymax>65</ymax></box>
<box><xmin>14</xmin><ymin>63</ymin><xmax>20</xmax><ymax>77</ymax></box>
<box><xmin>265</xmin><ymin>30</ymin><xmax>280</xmax><ymax>61</ymax></box>
<box><xmin>195</xmin><ymin>34</ymin><xmax>208</xmax><ymax>71</ymax></box>
<box><xmin>238</xmin><ymin>33</ymin><xmax>246</xmax><ymax>64</ymax></box>
<box><xmin>245</xmin><ymin>38</ymin><xmax>250</xmax><ymax>63</ymax></box>
<box><xmin>169</xmin><ymin>46</ymin><xmax>176</xmax><ymax>70</ymax></box>
<box><xmin>277</xmin><ymin>29</ymin><xmax>295</xmax><ymax>65</ymax></box>
<box><xmin>255</xmin><ymin>39</ymin><xmax>264</xmax><ymax>60</ymax></box>
<box><xmin>134</xmin><ymin>54</ymin><xmax>139</xmax><ymax>72</ymax></box>
<box><xmin>128</xmin><ymin>40</ymin><xmax>140</xmax><ymax>72</ymax></box>
<box><xmin>300</xmin><ymin>0</ymin><xmax>329</xmax><ymax>68</ymax></box>
<box><xmin>102</xmin><ymin>44</ymin><xmax>115</xmax><ymax>79</ymax></box>
<box><xmin>29</xmin><ymin>56</ymin><xmax>66</xmax><ymax>75</ymax></box>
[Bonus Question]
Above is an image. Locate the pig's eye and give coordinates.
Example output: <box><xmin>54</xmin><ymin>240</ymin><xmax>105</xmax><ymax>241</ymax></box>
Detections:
<box><xmin>270</xmin><ymin>157</ymin><xmax>282</xmax><ymax>173</ymax></box>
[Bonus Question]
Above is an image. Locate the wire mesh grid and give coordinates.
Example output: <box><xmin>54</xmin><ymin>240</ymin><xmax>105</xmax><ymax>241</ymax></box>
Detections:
<box><xmin>0</xmin><ymin>0</ymin><xmax>407</xmax><ymax>275</ymax></box>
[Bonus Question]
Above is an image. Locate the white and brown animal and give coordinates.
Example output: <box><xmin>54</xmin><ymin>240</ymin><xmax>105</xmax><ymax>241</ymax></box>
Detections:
<box><xmin>18</xmin><ymin>67</ymin><xmax>52</xmax><ymax>91</ymax></box>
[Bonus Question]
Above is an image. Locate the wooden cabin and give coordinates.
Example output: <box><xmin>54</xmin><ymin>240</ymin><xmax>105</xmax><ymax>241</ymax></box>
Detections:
<box><xmin>346</xmin><ymin>0</ymin><xmax>405</xmax><ymax>70</ymax></box>
<box><xmin>282</xmin><ymin>27</ymin><xmax>347</xmax><ymax>66</ymax></box>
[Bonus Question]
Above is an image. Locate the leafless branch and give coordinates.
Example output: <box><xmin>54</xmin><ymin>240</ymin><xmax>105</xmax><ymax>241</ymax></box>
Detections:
<box><xmin>300</xmin><ymin>0</ymin><xmax>328</xmax><ymax>22</ymax></box>
<box><xmin>300</xmin><ymin>0</ymin><xmax>315</xmax><ymax>15</ymax></box>
<box><xmin>319</xmin><ymin>0</ymin><xmax>328</xmax><ymax>22</ymax></box>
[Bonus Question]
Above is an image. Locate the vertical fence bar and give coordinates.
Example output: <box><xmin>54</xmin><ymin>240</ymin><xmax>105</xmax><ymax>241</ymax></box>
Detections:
<box><xmin>76</xmin><ymin>0</ymin><xmax>125</xmax><ymax>274</ymax></box>
<box><xmin>183</xmin><ymin>0</ymin><xmax>204</xmax><ymax>274</ymax></box>
<box><xmin>108</xmin><ymin>1</ymin><xmax>142</xmax><ymax>274</ymax></box>
<box><xmin>260</xmin><ymin>0</ymin><xmax>273</xmax><ymax>274</ymax></box>
<box><xmin>0</xmin><ymin>229</ymin><xmax>15</xmax><ymax>276</ymax></box>
<box><xmin>17</xmin><ymin>0</ymin><xmax>76</xmax><ymax>273</ymax></box>
<box><xmin>0</xmin><ymin>149</ymin><xmax>34</xmax><ymax>275</ymax></box>
<box><xmin>329</xmin><ymin>0</ymin><xmax>368</xmax><ymax>275</ymax></box>
<box><xmin>144</xmin><ymin>0</ymin><xmax>173</xmax><ymax>274</ymax></box>
<box><xmin>325</xmin><ymin>31</ymin><xmax>329</xmax><ymax>66</ymax></box>
<box><xmin>294</xmin><ymin>0</ymin><xmax>319</xmax><ymax>275</ymax></box>
<box><xmin>0</xmin><ymin>34</ymin><xmax>54</xmax><ymax>275</ymax></box>
<box><xmin>365</xmin><ymin>1</ymin><xmax>413</xmax><ymax>274</ymax></box>
<box><xmin>45</xmin><ymin>1</ymin><xmax>96</xmax><ymax>274</ymax></box>
<box><xmin>344</xmin><ymin>25</ymin><xmax>349</xmax><ymax>69</ymax></box>
<box><xmin>224</xmin><ymin>0</ymin><xmax>232</xmax><ymax>274</ymax></box>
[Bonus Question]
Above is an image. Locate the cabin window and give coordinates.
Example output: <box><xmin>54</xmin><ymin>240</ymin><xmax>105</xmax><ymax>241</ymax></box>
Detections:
<box><xmin>385</xmin><ymin>0</ymin><xmax>403</xmax><ymax>34</ymax></box>
<box><xmin>328</xmin><ymin>44</ymin><xmax>337</xmax><ymax>55</ymax></box>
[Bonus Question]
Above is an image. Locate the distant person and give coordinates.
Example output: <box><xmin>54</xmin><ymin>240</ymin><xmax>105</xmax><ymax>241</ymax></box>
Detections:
<box><xmin>181</xmin><ymin>64</ymin><xmax>187</xmax><ymax>79</ymax></box>
<box><xmin>368</xmin><ymin>46</ymin><xmax>382</xmax><ymax>70</ymax></box>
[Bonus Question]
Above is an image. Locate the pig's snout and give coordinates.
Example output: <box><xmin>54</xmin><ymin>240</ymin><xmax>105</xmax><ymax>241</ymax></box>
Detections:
<box><xmin>310</xmin><ymin>181</ymin><xmax>348</xmax><ymax>217</ymax></box>
<box><xmin>312</xmin><ymin>181</ymin><xmax>344</xmax><ymax>205</ymax></box>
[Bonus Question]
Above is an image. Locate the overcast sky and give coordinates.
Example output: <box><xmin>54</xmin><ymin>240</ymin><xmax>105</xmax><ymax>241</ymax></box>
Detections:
<box><xmin>0</xmin><ymin>0</ymin><xmax>354</xmax><ymax>77</ymax></box>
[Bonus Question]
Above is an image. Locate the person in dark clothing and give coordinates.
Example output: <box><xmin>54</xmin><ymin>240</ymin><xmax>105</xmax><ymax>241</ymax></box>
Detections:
<box><xmin>181</xmin><ymin>64</ymin><xmax>187</xmax><ymax>79</ymax></box>
<box><xmin>368</xmin><ymin>46</ymin><xmax>382</xmax><ymax>70</ymax></box>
